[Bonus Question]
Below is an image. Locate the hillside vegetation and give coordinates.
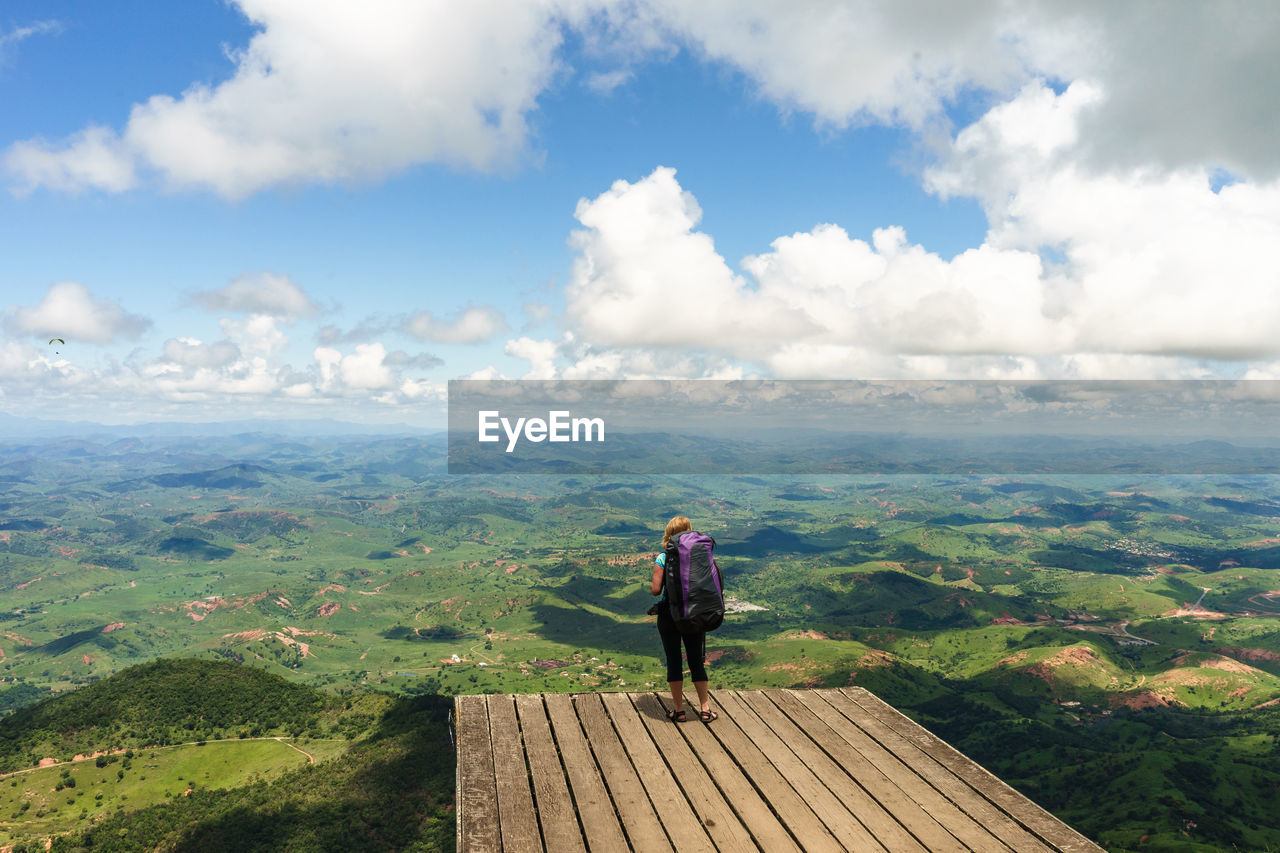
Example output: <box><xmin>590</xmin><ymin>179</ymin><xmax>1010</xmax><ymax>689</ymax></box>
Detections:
<box><xmin>0</xmin><ymin>659</ymin><xmax>326</xmax><ymax>772</ymax></box>
<box><xmin>6</xmin><ymin>435</ymin><xmax>1280</xmax><ymax>849</ymax></box>
<box><xmin>0</xmin><ymin>660</ymin><xmax>452</xmax><ymax>852</ymax></box>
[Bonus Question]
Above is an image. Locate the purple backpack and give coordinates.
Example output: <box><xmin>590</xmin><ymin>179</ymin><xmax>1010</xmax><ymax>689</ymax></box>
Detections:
<box><xmin>664</xmin><ymin>531</ymin><xmax>725</xmax><ymax>634</ymax></box>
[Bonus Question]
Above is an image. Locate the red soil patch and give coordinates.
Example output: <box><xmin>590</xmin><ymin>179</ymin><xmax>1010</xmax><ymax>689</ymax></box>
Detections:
<box><xmin>857</xmin><ymin>649</ymin><xmax>895</xmax><ymax>668</ymax></box>
<box><xmin>82</xmin><ymin>654</ymin><xmax>92</xmax><ymax>665</ymax></box>
<box><xmin>317</xmin><ymin>602</ymin><xmax>341</xmax><ymax>617</ymax></box>
<box><xmin>1161</xmin><ymin>606</ymin><xmax>1228</xmax><ymax>620</ymax></box>
<box><xmin>224</xmin><ymin>629</ymin><xmax>269</xmax><ymax>642</ymax></box>
<box><xmin>1111</xmin><ymin>691</ymin><xmax>1174</xmax><ymax>710</ymax></box>
<box><xmin>16</xmin><ymin>577</ymin><xmax>41</xmax><ymax>591</ymax></box>
<box><xmin>1054</xmin><ymin>646</ymin><xmax>1103</xmax><ymax>666</ymax></box>
<box><xmin>1221</xmin><ymin>647</ymin><xmax>1280</xmax><ymax>664</ymax></box>
<box><xmin>505</xmin><ymin>564</ymin><xmax>520</xmax><ymax>574</ymax></box>
<box><xmin>1026</xmin><ymin>646</ymin><xmax>1106</xmax><ymax>688</ymax></box>
<box><xmin>1192</xmin><ymin>655</ymin><xmax>1263</xmax><ymax>676</ymax></box>
<box><xmin>317</xmin><ymin>584</ymin><xmax>347</xmax><ymax>595</ymax></box>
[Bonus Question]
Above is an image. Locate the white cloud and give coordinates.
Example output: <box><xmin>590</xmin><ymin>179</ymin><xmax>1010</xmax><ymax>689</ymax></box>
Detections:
<box><xmin>558</xmin><ymin>155</ymin><xmax>1280</xmax><ymax>378</ymax></box>
<box><xmin>5</xmin><ymin>0</ymin><xmax>567</xmax><ymax>198</ymax></box>
<box><xmin>644</xmin><ymin>0</ymin><xmax>1036</xmax><ymax>130</ymax></box>
<box><xmin>566</xmin><ymin>166</ymin><xmax>812</xmax><ymax>354</ymax></box>
<box><xmin>465</xmin><ymin>365</ymin><xmax>506</xmax><ymax>381</ymax></box>
<box><xmin>647</xmin><ymin>1</ymin><xmax>1280</xmax><ymax>178</ymax></box>
<box><xmin>7</xmin><ymin>282</ymin><xmax>151</xmax><ymax>344</ymax></box>
<box><xmin>403</xmin><ymin>306</ymin><xmax>508</xmax><ymax>344</ymax></box>
<box><xmin>337</xmin><ymin>342</ymin><xmax>394</xmax><ymax>390</ymax></box>
<box><xmin>4</xmin><ymin>126</ymin><xmax>138</xmax><ymax>195</ymax></box>
<box><xmin>9</xmin><ymin>3</ymin><xmax>1278</xmax><ymax>197</ymax></box>
<box><xmin>521</xmin><ymin>301</ymin><xmax>554</xmax><ymax>328</ymax></box>
<box><xmin>161</xmin><ymin>336</ymin><xmax>242</xmax><ymax>369</ymax></box>
<box><xmin>220</xmin><ymin>314</ymin><xmax>289</xmax><ymax>355</ymax></box>
<box><xmin>383</xmin><ymin>350</ymin><xmax>443</xmax><ymax>370</ymax></box>
<box><xmin>504</xmin><ymin>336</ymin><xmax>559</xmax><ymax>379</ymax></box>
<box><xmin>194</xmin><ymin>272</ymin><xmax>318</xmax><ymax>320</ymax></box>
<box><xmin>925</xmin><ymin>81</ymin><xmax>1280</xmax><ymax>361</ymax></box>
<box><xmin>0</xmin><ymin>20</ymin><xmax>61</xmax><ymax>63</ymax></box>
<box><xmin>585</xmin><ymin>69</ymin><xmax>633</xmax><ymax>95</ymax></box>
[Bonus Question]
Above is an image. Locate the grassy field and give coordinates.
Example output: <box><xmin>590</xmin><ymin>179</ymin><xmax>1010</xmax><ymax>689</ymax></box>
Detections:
<box><xmin>0</xmin><ymin>737</ymin><xmax>347</xmax><ymax>845</ymax></box>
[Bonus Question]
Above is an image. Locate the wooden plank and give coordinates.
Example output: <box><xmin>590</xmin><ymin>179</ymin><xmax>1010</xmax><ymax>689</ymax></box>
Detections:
<box><xmin>514</xmin><ymin>693</ymin><xmax>587</xmax><ymax>853</ymax></box>
<box><xmin>773</xmin><ymin>689</ymin><xmax>1003</xmax><ymax>853</ymax></box>
<box><xmin>544</xmin><ymin>692</ymin><xmax>630</xmax><ymax>852</ymax></box>
<box><xmin>700</xmin><ymin>691</ymin><xmax>855</xmax><ymax>853</ymax></box>
<box><xmin>487</xmin><ymin>694</ymin><xmax>544</xmax><ymax>853</ymax></box>
<box><xmin>575</xmin><ymin>692</ymin><xmax>674</xmax><ymax>853</ymax></box>
<box><xmin>639</xmin><ymin>693</ymin><xmax>800</xmax><ymax>853</ymax></box>
<box><xmin>627</xmin><ymin>693</ymin><xmax>761</xmax><ymax>853</ymax></box>
<box><xmin>841</xmin><ymin>688</ymin><xmax>1105</xmax><ymax>853</ymax></box>
<box><xmin>741</xmin><ymin>690</ymin><xmax>942</xmax><ymax>853</ymax></box>
<box><xmin>456</xmin><ymin>694</ymin><xmax>501</xmax><ymax>853</ymax></box>
<box><xmin>808</xmin><ymin>689</ymin><xmax>1053</xmax><ymax>853</ymax></box>
<box><xmin>601</xmin><ymin>692</ymin><xmax>718</xmax><ymax>853</ymax></box>
<box><xmin>717</xmin><ymin>690</ymin><xmax>897</xmax><ymax>852</ymax></box>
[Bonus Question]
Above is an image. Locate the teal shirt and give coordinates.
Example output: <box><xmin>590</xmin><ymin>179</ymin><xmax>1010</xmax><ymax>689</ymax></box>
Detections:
<box><xmin>654</xmin><ymin>552</ymin><xmax>667</xmax><ymax>602</ymax></box>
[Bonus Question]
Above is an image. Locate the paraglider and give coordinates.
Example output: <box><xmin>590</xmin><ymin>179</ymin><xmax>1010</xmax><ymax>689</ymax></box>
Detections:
<box><xmin>48</xmin><ymin>338</ymin><xmax>64</xmax><ymax>354</ymax></box>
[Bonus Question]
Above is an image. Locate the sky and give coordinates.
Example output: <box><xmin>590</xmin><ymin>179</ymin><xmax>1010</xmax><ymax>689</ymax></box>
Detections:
<box><xmin>2</xmin><ymin>1</ymin><xmax>1279</xmax><ymax>427</ymax></box>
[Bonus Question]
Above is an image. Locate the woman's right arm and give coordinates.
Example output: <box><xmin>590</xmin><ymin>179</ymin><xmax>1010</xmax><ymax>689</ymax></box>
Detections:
<box><xmin>650</xmin><ymin>560</ymin><xmax>664</xmax><ymax>595</ymax></box>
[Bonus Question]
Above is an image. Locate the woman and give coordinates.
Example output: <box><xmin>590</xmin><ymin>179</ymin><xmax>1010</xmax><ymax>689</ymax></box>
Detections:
<box><xmin>650</xmin><ymin>515</ymin><xmax>717</xmax><ymax>723</ymax></box>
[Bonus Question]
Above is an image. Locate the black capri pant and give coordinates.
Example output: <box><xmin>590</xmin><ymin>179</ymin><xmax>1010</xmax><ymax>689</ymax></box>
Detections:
<box><xmin>657</xmin><ymin>607</ymin><xmax>708</xmax><ymax>683</ymax></box>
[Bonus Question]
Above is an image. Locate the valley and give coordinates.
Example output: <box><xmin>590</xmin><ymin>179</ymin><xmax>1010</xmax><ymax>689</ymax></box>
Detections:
<box><xmin>2</xmin><ymin>433</ymin><xmax>1280</xmax><ymax>850</ymax></box>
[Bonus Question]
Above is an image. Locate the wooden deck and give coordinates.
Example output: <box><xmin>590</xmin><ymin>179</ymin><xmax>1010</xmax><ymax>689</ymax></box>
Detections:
<box><xmin>455</xmin><ymin>687</ymin><xmax>1103</xmax><ymax>852</ymax></box>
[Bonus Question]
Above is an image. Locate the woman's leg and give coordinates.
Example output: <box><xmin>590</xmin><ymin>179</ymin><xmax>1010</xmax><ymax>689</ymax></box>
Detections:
<box><xmin>657</xmin><ymin>612</ymin><xmax>687</xmax><ymax>710</ymax></box>
<box><xmin>683</xmin><ymin>631</ymin><xmax>712</xmax><ymax>715</ymax></box>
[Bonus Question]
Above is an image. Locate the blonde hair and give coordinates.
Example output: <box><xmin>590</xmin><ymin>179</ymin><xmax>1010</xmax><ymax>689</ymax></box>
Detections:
<box><xmin>662</xmin><ymin>515</ymin><xmax>692</xmax><ymax>549</ymax></box>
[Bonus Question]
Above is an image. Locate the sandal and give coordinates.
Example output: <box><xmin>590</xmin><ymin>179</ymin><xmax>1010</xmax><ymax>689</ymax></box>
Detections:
<box><xmin>699</xmin><ymin>709</ymin><xmax>718</xmax><ymax>724</ymax></box>
<box><xmin>666</xmin><ymin>708</ymin><xmax>686</xmax><ymax>723</ymax></box>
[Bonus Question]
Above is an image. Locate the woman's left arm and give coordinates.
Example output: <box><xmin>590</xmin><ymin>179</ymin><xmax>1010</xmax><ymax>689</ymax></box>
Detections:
<box><xmin>650</xmin><ymin>560</ymin><xmax>663</xmax><ymax>595</ymax></box>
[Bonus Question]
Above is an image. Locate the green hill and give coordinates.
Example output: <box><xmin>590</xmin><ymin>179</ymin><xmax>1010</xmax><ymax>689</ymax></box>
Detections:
<box><xmin>0</xmin><ymin>658</ymin><xmax>453</xmax><ymax>852</ymax></box>
<box><xmin>40</xmin><ymin>693</ymin><xmax>454</xmax><ymax>853</ymax></box>
<box><xmin>0</xmin><ymin>659</ymin><xmax>325</xmax><ymax>772</ymax></box>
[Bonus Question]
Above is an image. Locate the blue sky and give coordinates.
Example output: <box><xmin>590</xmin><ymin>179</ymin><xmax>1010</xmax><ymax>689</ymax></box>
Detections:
<box><xmin>2</xmin><ymin>2</ymin><xmax>1279</xmax><ymax>426</ymax></box>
